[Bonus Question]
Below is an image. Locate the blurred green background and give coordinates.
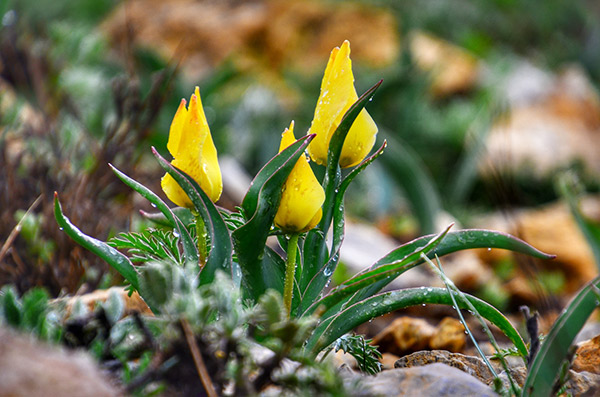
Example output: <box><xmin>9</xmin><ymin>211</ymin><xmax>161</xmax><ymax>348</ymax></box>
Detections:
<box><xmin>1</xmin><ymin>0</ymin><xmax>599</xmax><ymax>306</ymax></box>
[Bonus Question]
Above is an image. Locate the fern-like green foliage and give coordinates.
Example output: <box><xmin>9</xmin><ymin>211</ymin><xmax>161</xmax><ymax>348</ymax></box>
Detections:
<box><xmin>108</xmin><ymin>228</ymin><xmax>191</xmax><ymax>265</ymax></box>
<box><xmin>330</xmin><ymin>334</ymin><xmax>382</xmax><ymax>375</ymax></box>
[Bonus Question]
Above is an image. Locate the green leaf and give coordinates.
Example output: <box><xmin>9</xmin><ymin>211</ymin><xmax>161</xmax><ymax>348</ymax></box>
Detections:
<box><xmin>109</xmin><ymin>229</ymin><xmax>183</xmax><ymax>264</ymax></box>
<box><xmin>331</xmin><ymin>334</ymin><xmax>382</xmax><ymax>375</ymax></box>
<box><xmin>22</xmin><ymin>288</ymin><xmax>50</xmax><ymax>330</ymax></box>
<box><xmin>301</xmin><ymin>80</ymin><xmax>383</xmax><ymax>306</ymax></box>
<box><xmin>140</xmin><ymin>207</ymin><xmax>195</xmax><ymax>229</ymax></box>
<box><xmin>303</xmin><ymin>225</ymin><xmax>452</xmax><ymax>317</ymax></box>
<box><xmin>110</xmin><ymin>165</ymin><xmax>198</xmax><ymax>265</ymax></box>
<box><xmin>298</xmin><ymin>142</ymin><xmax>387</xmax><ymax>315</ymax></box>
<box><xmin>232</xmin><ymin>134</ymin><xmax>313</xmax><ymax>301</ymax></box>
<box><xmin>557</xmin><ymin>173</ymin><xmax>600</xmax><ymax>271</ymax></box>
<box><xmin>152</xmin><ymin>148</ymin><xmax>234</xmax><ymax>285</ymax></box>
<box><xmin>1</xmin><ymin>286</ymin><xmax>22</xmax><ymax>327</ymax></box>
<box><xmin>380</xmin><ymin>135</ymin><xmax>441</xmax><ymax>234</ymax></box>
<box><xmin>332</xmin><ymin>228</ymin><xmax>555</xmax><ymax>317</ymax></box>
<box><xmin>305</xmin><ymin>287</ymin><xmax>527</xmax><ymax>358</ymax></box>
<box><xmin>522</xmin><ymin>275</ymin><xmax>600</xmax><ymax>396</ymax></box>
<box><xmin>54</xmin><ymin>192</ymin><xmax>141</xmax><ymax>292</ymax></box>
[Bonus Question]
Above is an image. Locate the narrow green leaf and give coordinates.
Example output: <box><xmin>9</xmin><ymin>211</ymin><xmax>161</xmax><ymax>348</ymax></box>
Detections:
<box><xmin>557</xmin><ymin>173</ymin><xmax>600</xmax><ymax>271</ymax></box>
<box><xmin>305</xmin><ymin>288</ymin><xmax>528</xmax><ymax>357</ymax></box>
<box><xmin>298</xmin><ymin>142</ymin><xmax>387</xmax><ymax>314</ymax></box>
<box><xmin>522</xmin><ymin>275</ymin><xmax>600</xmax><ymax>396</ymax></box>
<box><xmin>54</xmin><ymin>192</ymin><xmax>140</xmax><ymax>291</ymax></box>
<box><xmin>1</xmin><ymin>286</ymin><xmax>22</xmax><ymax>327</ymax></box>
<box><xmin>303</xmin><ymin>225</ymin><xmax>452</xmax><ymax>316</ymax></box>
<box><xmin>239</xmin><ymin>134</ymin><xmax>314</xmax><ymax>219</ymax></box>
<box><xmin>380</xmin><ymin>135</ymin><xmax>441</xmax><ymax>234</ymax></box>
<box><xmin>232</xmin><ymin>134</ymin><xmax>313</xmax><ymax>301</ymax></box>
<box><xmin>301</xmin><ymin>80</ymin><xmax>383</xmax><ymax>304</ymax></box>
<box><xmin>152</xmin><ymin>148</ymin><xmax>234</xmax><ymax>285</ymax></box>
<box><xmin>336</xmin><ymin>229</ymin><xmax>555</xmax><ymax>315</ymax></box>
<box><xmin>110</xmin><ymin>164</ymin><xmax>198</xmax><ymax>265</ymax></box>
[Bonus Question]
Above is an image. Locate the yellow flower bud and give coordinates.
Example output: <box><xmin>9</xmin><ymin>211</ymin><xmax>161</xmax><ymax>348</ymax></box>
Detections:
<box><xmin>274</xmin><ymin>122</ymin><xmax>326</xmax><ymax>234</ymax></box>
<box><xmin>307</xmin><ymin>40</ymin><xmax>378</xmax><ymax>168</ymax></box>
<box><xmin>161</xmin><ymin>87</ymin><xmax>222</xmax><ymax>207</ymax></box>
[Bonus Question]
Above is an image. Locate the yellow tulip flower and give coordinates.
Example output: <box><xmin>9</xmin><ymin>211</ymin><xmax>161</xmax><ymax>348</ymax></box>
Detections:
<box><xmin>274</xmin><ymin>122</ymin><xmax>325</xmax><ymax>234</ymax></box>
<box><xmin>307</xmin><ymin>40</ymin><xmax>378</xmax><ymax>168</ymax></box>
<box><xmin>161</xmin><ymin>87</ymin><xmax>222</xmax><ymax>207</ymax></box>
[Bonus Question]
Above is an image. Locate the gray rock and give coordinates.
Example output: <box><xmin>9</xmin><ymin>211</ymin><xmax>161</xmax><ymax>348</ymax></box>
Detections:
<box><xmin>0</xmin><ymin>326</ymin><xmax>121</xmax><ymax>396</ymax></box>
<box><xmin>345</xmin><ymin>363</ymin><xmax>497</xmax><ymax>397</ymax></box>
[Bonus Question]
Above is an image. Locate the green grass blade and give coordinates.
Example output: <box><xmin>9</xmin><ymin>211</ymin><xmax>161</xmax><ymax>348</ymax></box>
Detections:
<box><xmin>522</xmin><ymin>275</ymin><xmax>600</xmax><ymax>396</ymax></box>
<box><xmin>110</xmin><ymin>164</ymin><xmax>198</xmax><ymax>265</ymax></box>
<box><xmin>557</xmin><ymin>173</ymin><xmax>600</xmax><ymax>271</ymax></box>
<box><xmin>301</xmin><ymin>80</ymin><xmax>383</xmax><ymax>303</ymax></box>
<box><xmin>305</xmin><ymin>287</ymin><xmax>527</xmax><ymax>357</ymax></box>
<box><xmin>380</xmin><ymin>135</ymin><xmax>442</xmax><ymax>234</ymax></box>
<box><xmin>54</xmin><ymin>192</ymin><xmax>140</xmax><ymax>291</ymax></box>
<box><xmin>232</xmin><ymin>134</ymin><xmax>313</xmax><ymax>301</ymax></box>
<box><xmin>152</xmin><ymin>148</ymin><xmax>233</xmax><ymax>285</ymax></box>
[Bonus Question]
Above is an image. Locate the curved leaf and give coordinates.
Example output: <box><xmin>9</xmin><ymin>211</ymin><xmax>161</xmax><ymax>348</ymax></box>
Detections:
<box><xmin>337</xmin><ymin>229</ymin><xmax>556</xmax><ymax>315</ymax></box>
<box><xmin>233</xmin><ymin>134</ymin><xmax>313</xmax><ymax>300</ymax></box>
<box><xmin>54</xmin><ymin>193</ymin><xmax>140</xmax><ymax>292</ymax></box>
<box><xmin>522</xmin><ymin>275</ymin><xmax>600</xmax><ymax>396</ymax></box>
<box><xmin>305</xmin><ymin>287</ymin><xmax>527</xmax><ymax>358</ymax></box>
<box><xmin>301</xmin><ymin>80</ymin><xmax>383</xmax><ymax>303</ymax></box>
<box><xmin>302</xmin><ymin>225</ymin><xmax>452</xmax><ymax>316</ymax></box>
<box><xmin>110</xmin><ymin>164</ymin><xmax>198</xmax><ymax>265</ymax></box>
<box><xmin>298</xmin><ymin>142</ymin><xmax>387</xmax><ymax>315</ymax></box>
<box><xmin>152</xmin><ymin>148</ymin><xmax>233</xmax><ymax>285</ymax></box>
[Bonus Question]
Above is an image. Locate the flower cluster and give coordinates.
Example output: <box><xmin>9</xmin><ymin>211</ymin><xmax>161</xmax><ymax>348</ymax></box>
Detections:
<box><xmin>162</xmin><ymin>41</ymin><xmax>377</xmax><ymax>233</ymax></box>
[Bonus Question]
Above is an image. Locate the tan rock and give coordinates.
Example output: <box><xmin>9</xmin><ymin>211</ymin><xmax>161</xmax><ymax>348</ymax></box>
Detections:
<box><xmin>0</xmin><ymin>327</ymin><xmax>121</xmax><ymax>396</ymax></box>
<box><xmin>573</xmin><ymin>334</ymin><xmax>600</xmax><ymax>374</ymax></box>
<box><xmin>409</xmin><ymin>31</ymin><xmax>480</xmax><ymax>97</ymax></box>
<box><xmin>481</xmin><ymin>64</ymin><xmax>600</xmax><ymax>179</ymax></box>
<box><xmin>56</xmin><ymin>286</ymin><xmax>152</xmax><ymax>319</ymax></box>
<box><xmin>430</xmin><ymin>317</ymin><xmax>466</xmax><ymax>352</ymax></box>
<box><xmin>102</xmin><ymin>0</ymin><xmax>399</xmax><ymax>81</ymax></box>
<box><xmin>379</xmin><ymin>352</ymin><xmax>401</xmax><ymax>370</ymax></box>
<box><xmin>372</xmin><ymin>317</ymin><xmax>435</xmax><ymax>356</ymax></box>
<box><xmin>394</xmin><ymin>350</ymin><xmax>495</xmax><ymax>385</ymax></box>
<box><xmin>475</xmin><ymin>198</ymin><xmax>599</xmax><ymax>295</ymax></box>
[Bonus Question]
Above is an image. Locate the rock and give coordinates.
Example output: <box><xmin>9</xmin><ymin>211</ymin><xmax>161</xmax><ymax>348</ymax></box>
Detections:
<box><xmin>102</xmin><ymin>0</ymin><xmax>399</xmax><ymax>81</ymax></box>
<box><xmin>56</xmin><ymin>286</ymin><xmax>152</xmax><ymax>319</ymax></box>
<box><xmin>346</xmin><ymin>363</ymin><xmax>497</xmax><ymax>397</ymax></box>
<box><xmin>481</xmin><ymin>63</ymin><xmax>600</xmax><ymax>179</ymax></box>
<box><xmin>561</xmin><ymin>370</ymin><xmax>600</xmax><ymax>396</ymax></box>
<box><xmin>409</xmin><ymin>31</ymin><xmax>480</xmax><ymax>98</ymax></box>
<box><xmin>393</xmin><ymin>349</ymin><xmax>600</xmax><ymax>394</ymax></box>
<box><xmin>395</xmin><ymin>350</ymin><xmax>495</xmax><ymax>385</ymax></box>
<box><xmin>474</xmin><ymin>198</ymin><xmax>599</xmax><ymax>296</ymax></box>
<box><xmin>573</xmin><ymin>334</ymin><xmax>600</xmax><ymax>374</ymax></box>
<box><xmin>430</xmin><ymin>317</ymin><xmax>466</xmax><ymax>352</ymax></box>
<box><xmin>380</xmin><ymin>352</ymin><xmax>401</xmax><ymax>370</ymax></box>
<box><xmin>372</xmin><ymin>317</ymin><xmax>435</xmax><ymax>356</ymax></box>
<box><xmin>0</xmin><ymin>326</ymin><xmax>120</xmax><ymax>396</ymax></box>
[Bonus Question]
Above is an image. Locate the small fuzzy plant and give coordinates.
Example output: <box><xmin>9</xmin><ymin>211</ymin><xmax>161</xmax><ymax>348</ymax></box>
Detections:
<box><xmin>54</xmin><ymin>41</ymin><xmax>554</xmax><ymax>393</ymax></box>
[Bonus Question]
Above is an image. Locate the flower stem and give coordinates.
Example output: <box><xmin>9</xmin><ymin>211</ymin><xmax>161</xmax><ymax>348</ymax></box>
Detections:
<box><xmin>283</xmin><ymin>233</ymin><xmax>300</xmax><ymax>318</ymax></box>
<box><xmin>194</xmin><ymin>211</ymin><xmax>207</xmax><ymax>268</ymax></box>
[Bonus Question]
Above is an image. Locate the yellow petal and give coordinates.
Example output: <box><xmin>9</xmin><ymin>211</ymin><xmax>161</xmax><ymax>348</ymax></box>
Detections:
<box><xmin>166</xmin><ymin>98</ymin><xmax>188</xmax><ymax>157</ymax></box>
<box><xmin>161</xmin><ymin>87</ymin><xmax>222</xmax><ymax>207</ymax></box>
<box><xmin>274</xmin><ymin>122</ymin><xmax>325</xmax><ymax>233</ymax></box>
<box><xmin>307</xmin><ymin>40</ymin><xmax>378</xmax><ymax>168</ymax></box>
